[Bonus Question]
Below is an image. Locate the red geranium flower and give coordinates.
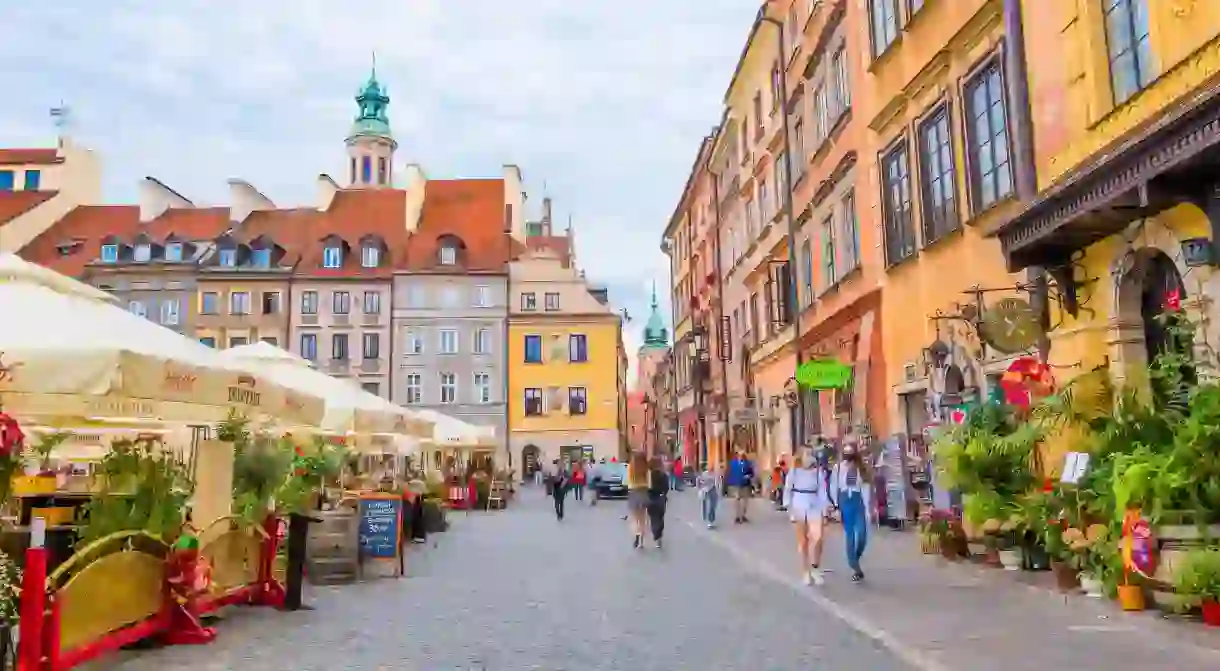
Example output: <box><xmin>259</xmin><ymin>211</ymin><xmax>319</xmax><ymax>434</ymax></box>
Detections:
<box><xmin>294</xmin><ymin>446</ymin><xmax>304</xmax><ymax>456</ymax></box>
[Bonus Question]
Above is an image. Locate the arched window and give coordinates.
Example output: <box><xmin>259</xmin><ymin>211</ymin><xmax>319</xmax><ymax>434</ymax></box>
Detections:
<box><xmin>437</xmin><ymin>234</ymin><xmax>466</xmax><ymax>266</ymax></box>
<box><xmin>361</xmin><ymin>156</ymin><xmax>372</xmax><ymax>184</ymax></box>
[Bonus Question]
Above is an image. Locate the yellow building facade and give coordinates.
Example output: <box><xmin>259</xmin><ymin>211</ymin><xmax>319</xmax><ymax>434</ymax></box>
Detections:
<box><xmin>863</xmin><ymin>0</ymin><xmax>1027</xmax><ymax>437</ymax></box>
<box><xmin>997</xmin><ymin>2</ymin><xmax>1220</xmax><ymax>387</ymax></box>
<box><xmin>507</xmin><ymin>248</ymin><xmax>624</xmax><ymax>466</ymax></box>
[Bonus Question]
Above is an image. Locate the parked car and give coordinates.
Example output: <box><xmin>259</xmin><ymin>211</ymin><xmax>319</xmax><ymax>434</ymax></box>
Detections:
<box><xmin>593</xmin><ymin>463</ymin><xmax>629</xmax><ymax>499</ymax></box>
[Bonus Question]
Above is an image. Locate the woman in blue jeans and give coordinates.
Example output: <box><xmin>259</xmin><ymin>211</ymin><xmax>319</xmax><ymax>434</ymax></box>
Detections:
<box><xmin>696</xmin><ymin>465</ymin><xmax>722</xmax><ymax>529</ymax></box>
<box><xmin>830</xmin><ymin>442</ymin><xmax>875</xmax><ymax>582</ymax></box>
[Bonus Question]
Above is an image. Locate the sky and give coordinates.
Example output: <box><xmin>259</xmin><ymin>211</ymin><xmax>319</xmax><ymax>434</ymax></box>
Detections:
<box><xmin>0</xmin><ymin>0</ymin><xmax>758</xmax><ymax>383</ymax></box>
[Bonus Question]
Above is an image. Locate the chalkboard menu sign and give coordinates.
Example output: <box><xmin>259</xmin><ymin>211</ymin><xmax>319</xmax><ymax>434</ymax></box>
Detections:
<box><xmin>881</xmin><ymin>436</ymin><xmax>910</xmax><ymax>526</ymax></box>
<box><xmin>358</xmin><ymin>494</ymin><xmax>402</xmax><ymax>562</ymax></box>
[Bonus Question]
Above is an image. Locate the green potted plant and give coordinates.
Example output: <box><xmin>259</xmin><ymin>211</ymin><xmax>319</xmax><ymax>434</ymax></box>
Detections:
<box><xmin>1064</xmin><ymin>524</ymin><xmax>1110</xmax><ymax>597</ymax></box>
<box><xmin>1173</xmin><ymin>547</ymin><xmax>1220</xmax><ymax>625</ymax></box>
<box><xmin>996</xmin><ymin>516</ymin><xmax>1023</xmax><ymax>571</ymax></box>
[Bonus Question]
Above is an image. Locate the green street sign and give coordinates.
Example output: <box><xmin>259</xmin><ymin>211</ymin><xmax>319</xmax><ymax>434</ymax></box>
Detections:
<box><xmin>794</xmin><ymin>359</ymin><xmax>853</xmax><ymax>390</ymax></box>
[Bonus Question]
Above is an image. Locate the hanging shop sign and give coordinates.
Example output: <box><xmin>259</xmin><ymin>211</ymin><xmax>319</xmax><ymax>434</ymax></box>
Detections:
<box><xmin>794</xmin><ymin>359</ymin><xmax>852</xmax><ymax>390</ymax></box>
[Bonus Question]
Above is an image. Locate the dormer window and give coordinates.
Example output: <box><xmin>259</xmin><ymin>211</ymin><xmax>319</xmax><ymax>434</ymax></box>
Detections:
<box><xmin>439</xmin><ymin>246</ymin><xmax>456</xmax><ymax>265</ymax></box>
<box><xmin>218</xmin><ymin>249</ymin><xmax>237</xmax><ymax>267</ymax></box>
<box><xmin>100</xmin><ymin>244</ymin><xmax>119</xmax><ymax>263</ymax></box>
<box><xmin>252</xmin><ymin>248</ymin><xmax>272</xmax><ymax>268</ymax></box>
<box><xmin>436</xmin><ymin>234</ymin><xmax>466</xmax><ymax>266</ymax></box>
<box><xmin>133</xmin><ymin>244</ymin><xmax>151</xmax><ymax>262</ymax></box>
<box><xmin>361</xmin><ymin>245</ymin><xmax>380</xmax><ymax>268</ymax></box>
<box><xmin>323</xmin><ymin>246</ymin><xmax>343</xmax><ymax>268</ymax></box>
<box><xmin>165</xmin><ymin>242</ymin><xmax>183</xmax><ymax>262</ymax></box>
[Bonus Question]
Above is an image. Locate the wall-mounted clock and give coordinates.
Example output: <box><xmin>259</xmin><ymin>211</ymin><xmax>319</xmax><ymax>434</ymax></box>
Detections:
<box><xmin>980</xmin><ymin>297</ymin><xmax>1041</xmax><ymax>354</ymax></box>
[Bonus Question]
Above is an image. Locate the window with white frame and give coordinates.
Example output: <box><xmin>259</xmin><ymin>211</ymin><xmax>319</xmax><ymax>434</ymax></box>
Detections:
<box><xmin>474</xmin><ymin>285</ymin><xmax>491</xmax><ymax>307</ymax></box>
<box><xmin>474</xmin><ymin>373</ymin><xmax>491</xmax><ymax>404</ymax></box>
<box><xmin>363</xmin><ymin>291</ymin><xmax>381</xmax><ymax>314</ymax></box>
<box><xmin>361</xmin><ymin>245</ymin><xmax>380</xmax><ymax>268</ymax></box>
<box><xmin>300</xmin><ymin>291</ymin><xmax>318</xmax><ymax>315</ymax></box>
<box><xmin>133</xmin><ymin>244</ymin><xmax>151</xmax><ymax>262</ymax></box>
<box><xmin>544</xmin><ymin>292</ymin><xmax>560</xmax><ymax>311</ymax></box>
<box><xmin>160</xmin><ymin>299</ymin><xmax>181</xmax><ymax>325</ymax></box>
<box><xmin>439</xmin><ymin>373</ymin><xmax>457</xmax><ymax>404</ymax></box>
<box><xmin>473</xmin><ymin>328</ymin><xmax>490</xmax><ymax>355</ymax></box>
<box><xmin>322</xmin><ymin>246</ymin><xmax>342</xmax><ymax>268</ymax></box>
<box><xmin>839</xmin><ymin>189</ymin><xmax>861</xmax><ymax>272</ymax></box>
<box><xmin>821</xmin><ymin>216</ymin><xmax>837</xmax><ymax>285</ymax></box>
<box><xmin>870</xmin><ymin>0</ymin><xmax>899</xmax><ymax>56</ymax></box>
<box><xmin>521</xmin><ymin>292</ymin><xmax>537</xmax><ymax>311</ymax></box>
<box><xmin>1104</xmin><ymin>0</ymin><xmax>1154</xmax><ymax>105</ymax></box>
<box><xmin>165</xmin><ymin>242</ymin><xmax>183</xmax><ymax>262</ymax></box>
<box><xmin>229</xmin><ymin>291</ymin><xmax>250</xmax><ymax>315</ymax></box>
<box><xmin>439</xmin><ymin>329</ymin><xmax>458</xmax><ymax>354</ymax></box>
<box><xmin>405</xmin><ymin>329</ymin><xmax>423</xmax><ymax>355</ymax></box>
<box><xmin>101</xmin><ymin>244</ymin><xmax>119</xmax><ymax>263</ymax></box>
<box><xmin>439</xmin><ymin>245</ymin><xmax>457</xmax><ymax>266</ymax></box>
<box><xmin>831</xmin><ymin>47</ymin><xmax>851</xmax><ymax>117</ymax></box>
<box><xmin>405</xmin><ymin>373</ymin><xmax>422</xmax><ymax>404</ymax></box>
<box><xmin>128</xmin><ymin>300</ymin><xmax>147</xmax><ymax>318</ymax></box>
<box><xmin>800</xmin><ymin>240</ymin><xmax>814</xmax><ymax>306</ymax></box>
<box><xmin>332</xmin><ymin>291</ymin><xmax>351</xmax><ymax>314</ymax></box>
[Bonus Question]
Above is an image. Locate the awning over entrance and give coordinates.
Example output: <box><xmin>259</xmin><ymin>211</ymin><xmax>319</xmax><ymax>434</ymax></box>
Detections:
<box><xmin>996</xmin><ymin>78</ymin><xmax>1220</xmax><ymax>272</ymax></box>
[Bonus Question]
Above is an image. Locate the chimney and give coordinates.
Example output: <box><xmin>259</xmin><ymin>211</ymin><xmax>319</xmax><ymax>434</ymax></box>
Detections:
<box><xmin>502</xmin><ymin>164</ymin><xmax>525</xmax><ymax>241</ymax></box>
<box><xmin>316</xmin><ymin>173</ymin><xmax>340</xmax><ymax>211</ymax></box>
<box><xmin>138</xmin><ymin>176</ymin><xmax>193</xmax><ymax>223</ymax></box>
<box><xmin>403</xmin><ymin>163</ymin><xmax>427</xmax><ymax>233</ymax></box>
<box><xmin>541</xmin><ymin>197</ymin><xmax>553</xmax><ymax>236</ymax></box>
<box><xmin>228</xmin><ymin>179</ymin><xmax>275</xmax><ymax>225</ymax></box>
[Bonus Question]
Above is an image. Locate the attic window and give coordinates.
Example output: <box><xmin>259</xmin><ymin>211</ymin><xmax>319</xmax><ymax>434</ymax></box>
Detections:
<box><xmin>323</xmin><ymin>246</ymin><xmax>343</xmax><ymax>268</ymax></box>
<box><xmin>439</xmin><ymin>246</ymin><xmax>456</xmax><ymax>265</ymax></box>
<box><xmin>133</xmin><ymin>244</ymin><xmax>151</xmax><ymax>263</ymax></box>
<box><xmin>165</xmin><ymin>242</ymin><xmax>183</xmax><ymax>262</ymax></box>
<box><xmin>361</xmin><ymin>245</ymin><xmax>380</xmax><ymax>268</ymax></box>
<box><xmin>252</xmin><ymin>248</ymin><xmax>272</xmax><ymax>268</ymax></box>
<box><xmin>100</xmin><ymin>244</ymin><xmax>119</xmax><ymax>263</ymax></box>
<box><xmin>218</xmin><ymin>248</ymin><xmax>237</xmax><ymax>267</ymax></box>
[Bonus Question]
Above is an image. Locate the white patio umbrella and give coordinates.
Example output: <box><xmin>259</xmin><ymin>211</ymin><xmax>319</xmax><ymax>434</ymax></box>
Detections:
<box><xmin>410</xmin><ymin>408</ymin><xmax>495</xmax><ymax>447</ymax></box>
<box><xmin>0</xmin><ymin>280</ymin><xmax>323</xmax><ymax>426</ymax></box>
<box><xmin>0</xmin><ymin>252</ymin><xmax>116</xmax><ymax>302</ymax></box>
<box><xmin>215</xmin><ymin>341</ymin><xmax>430</xmax><ymax>452</ymax></box>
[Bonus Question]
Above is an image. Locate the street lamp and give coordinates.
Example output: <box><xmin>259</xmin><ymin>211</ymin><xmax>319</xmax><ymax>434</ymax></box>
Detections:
<box><xmin>759</xmin><ymin>5</ymin><xmax>806</xmax><ymax>450</ymax></box>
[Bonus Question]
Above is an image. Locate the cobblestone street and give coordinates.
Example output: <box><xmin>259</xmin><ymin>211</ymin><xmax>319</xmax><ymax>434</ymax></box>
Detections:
<box><xmin>90</xmin><ymin>488</ymin><xmax>910</xmax><ymax>671</ymax></box>
<box><xmin>88</xmin><ymin>487</ymin><xmax>1220</xmax><ymax>671</ymax></box>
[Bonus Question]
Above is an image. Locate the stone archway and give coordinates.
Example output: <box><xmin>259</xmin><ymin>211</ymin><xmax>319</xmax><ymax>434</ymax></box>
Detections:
<box><xmin>1110</xmin><ymin>245</ymin><xmax>1193</xmax><ymax>388</ymax></box>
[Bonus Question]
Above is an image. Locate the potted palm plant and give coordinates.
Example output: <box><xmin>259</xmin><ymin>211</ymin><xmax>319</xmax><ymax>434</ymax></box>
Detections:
<box><xmin>1173</xmin><ymin>547</ymin><xmax>1220</xmax><ymax>625</ymax></box>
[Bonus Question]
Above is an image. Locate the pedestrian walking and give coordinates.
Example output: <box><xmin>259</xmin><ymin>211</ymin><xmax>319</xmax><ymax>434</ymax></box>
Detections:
<box><xmin>830</xmin><ymin>441</ymin><xmax>875</xmax><ymax>582</ymax></box>
<box><xmin>672</xmin><ymin>456</ymin><xmax>684</xmax><ymax>492</ymax></box>
<box><xmin>726</xmin><ymin>450</ymin><xmax>756</xmax><ymax>524</ymax></box>
<box><xmin>646</xmin><ymin>456</ymin><xmax>670</xmax><ymax>549</ymax></box>
<box><xmin>696</xmin><ymin>464</ymin><xmax>722</xmax><ymax>528</ymax></box>
<box><xmin>571</xmin><ymin>461</ymin><xmax>587</xmax><ymax>502</ymax></box>
<box><xmin>784</xmin><ymin>446</ymin><xmax>831</xmax><ymax>586</ymax></box>
<box><xmin>552</xmin><ymin>460</ymin><xmax>570</xmax><ymax>521</ymax></box>
<box><xmin>534</xmin><ymin>464</ymin><xmax>543</xmax><ymax>487</ymax></box>
<box><xmin>626</xmin><ymin>452</ymin><xmax>651</xmax><ymax>548</ymax></box>
<box><xmin>589</xmin><ymin>458</ymin><xmax>604</xmax><ymax>506</ymax></box>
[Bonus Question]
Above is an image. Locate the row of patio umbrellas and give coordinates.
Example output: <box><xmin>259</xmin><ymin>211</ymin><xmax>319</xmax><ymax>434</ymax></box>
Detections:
<box><xmin>0</xmin><ymin>252</ymin><xmax>493</xmax><ymax>454</ymax></box>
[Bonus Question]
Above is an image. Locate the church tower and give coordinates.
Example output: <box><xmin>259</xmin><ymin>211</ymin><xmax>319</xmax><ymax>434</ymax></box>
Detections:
<box><xmin>346</xmin><ymin>62</ymin><xmax>396</xmax><ymax>188</ymax></box>
<box><xmin>635</xmin><ymin>282</ymin><xmax>671</xmax><ymax>391</ymax></box>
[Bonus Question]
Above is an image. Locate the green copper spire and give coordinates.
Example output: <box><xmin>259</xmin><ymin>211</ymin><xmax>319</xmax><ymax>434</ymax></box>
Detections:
<box><xmin>348</xmin><ymin>55</ymin><xmax>393</xmax><ymax>142</ymax></box>
<box><xmin>642</xmin><ymin>281</ymin><xmax>669</xmax><ymax>348</ymax></box>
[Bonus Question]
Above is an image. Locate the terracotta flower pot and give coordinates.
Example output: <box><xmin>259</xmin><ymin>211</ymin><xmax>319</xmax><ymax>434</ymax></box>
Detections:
<box><xmin>1117</xmin><ymin>584</ymin><xmax>1145</xmax><ymax>611</ymax></box>
<box><xmin>1052</xmin><ymin>561</ymin><xmax>1079</xmax><ymax>591</ymax></box>
<box><xmin>1202</xmin><ymin>600</ymin><xmax>1220</xmax><ymax>627</ymax></box>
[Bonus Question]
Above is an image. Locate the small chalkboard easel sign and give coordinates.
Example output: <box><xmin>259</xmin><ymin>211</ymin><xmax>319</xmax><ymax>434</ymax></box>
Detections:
<box><xmin>357</xmin><ymin>492</ymin><xmax>403</xmax><ymax>577</ymax></box>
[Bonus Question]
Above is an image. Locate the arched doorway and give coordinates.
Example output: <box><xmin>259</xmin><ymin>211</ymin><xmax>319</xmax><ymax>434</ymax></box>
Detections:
<box><xmin>521</xmin><ymin>444</ymin><xmax>541</xmax><ymax>478</ymax></box>
<box><xmin>1115</xmin><ymin>247</ymin><xmax>1194</xmax><ymax>402</ymax></box>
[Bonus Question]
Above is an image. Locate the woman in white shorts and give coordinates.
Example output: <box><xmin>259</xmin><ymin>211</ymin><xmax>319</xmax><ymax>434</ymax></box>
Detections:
<box><xmin>783</xmin><ymin>445</ymin><xmax>830</xmax><ymax>585</ymax></box>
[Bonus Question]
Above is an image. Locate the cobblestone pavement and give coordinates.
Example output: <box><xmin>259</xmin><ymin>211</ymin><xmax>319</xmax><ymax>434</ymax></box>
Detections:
<box><xmin>90</xmin><ymin>487</ymin><xmax>912</xmax><ymax>671</ymax></box>
<box><xmin>666</xmin><ymin>489</ymin><xmax>1220</xmax><ymax>671</ymax></box>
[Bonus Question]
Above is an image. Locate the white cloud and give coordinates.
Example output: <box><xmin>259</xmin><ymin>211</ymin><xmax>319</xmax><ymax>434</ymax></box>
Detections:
<box><xmin>0</xmin><ymin>0</ymin><xmax>750</xmax><ymax>373</ymax></box>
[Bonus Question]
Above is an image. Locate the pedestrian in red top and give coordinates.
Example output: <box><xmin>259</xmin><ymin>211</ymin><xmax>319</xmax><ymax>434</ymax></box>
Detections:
<box><xmin>673</xmin><ymin>456</ymin><xmax>684</xmax><ymax>492</ymax></box>
<box><xmin>571</xmin><ymin>461</ymin><xmax>587</xmax><ymax>502</ymax></box>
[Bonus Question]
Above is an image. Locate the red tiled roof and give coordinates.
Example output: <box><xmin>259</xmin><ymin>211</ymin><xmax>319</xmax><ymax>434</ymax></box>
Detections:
<box><xmin>0</xmin><ymin>149</ymin><xmax>61</xmax><ymax>166</ymax></box>
<box><xmin>0</xmin><ymin>190</ymin><xmax>58</xmax><ymax>225</ymax></box>
<box><xmin>144</xmin><ymin>207</ymin><xmax>230</xmax><ymax>241</ymax></box>
<box><xmin>20</xmin><ymin>205</ymin><xmax>140</xmax><ymax>275</ymax></box>
<box><xmin>402</xmin><ymin>179</ymin><xmax>511</xmax><ymax>272</ymax></box>
<box><xmin>525</xmin><ymin>235</ymin><xmax>572</xmax><ymax>266</ymax></box>
<box><xmin>294</xmin><ymin>189</ymin><xmax>408</xmax><ymax>279</ymax></box>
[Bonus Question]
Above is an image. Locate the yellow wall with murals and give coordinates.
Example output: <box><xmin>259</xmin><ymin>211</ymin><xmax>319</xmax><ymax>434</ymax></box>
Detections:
<box><xmin>508</xmin><ymin>318</ymin><xmax>621</xmax><ymax>433</ymax></box>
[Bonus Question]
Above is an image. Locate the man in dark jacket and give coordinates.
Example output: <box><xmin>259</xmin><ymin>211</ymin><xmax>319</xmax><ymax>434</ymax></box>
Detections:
<box><xmin>647</xmin><ymin>456</ymin><xmax>671</xmax><ymax>548</ymax></box>
<box><xmin>551</xmin><ymin>459</ymin><xmax>570</xmax><ymax>520</ymax></box>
